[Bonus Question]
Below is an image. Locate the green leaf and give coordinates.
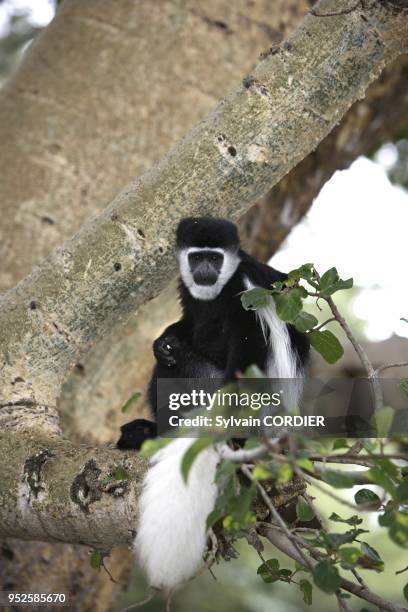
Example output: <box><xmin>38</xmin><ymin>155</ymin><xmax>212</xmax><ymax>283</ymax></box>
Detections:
<box><xmin>206</xmin><ymin>471</ymin><xmax>238</xmax><ymax>528</ymax></box>
<box><xmin>319</xmin><ymin>267</ymin><xmax>353</xmax><ymax>297</ymax></box>
<box><xmin>181</xmin><ymin>438</ymin><xmax>214</xmax><ymax>483</ymax></box>
<box><xmin>111</xmin><ymin>466</ymin><xmax>130</xmax><ymax>480</ymax></box>
<box><xmin>367</xmin><ymin>466</ymin><xmax>396</xmax><ymax>496</ymax></box>
<box><xmin>287</xmin><ymin>264</ymin><xmax>316</xmax><ymax>287</ymax></box>
<box><xmin>120</xmin><ymin>391</ymin><xmax>142</xmax><ymax>414</ymax></box>
<box><xmin>319</xmin><ymin>268</ymin><xmax>338</xmax><ymax>293</ymax></box>
<box><xmin>389</xmin><ymin>511</ymin><xmax>408</xmax><ymax>548</ymax></box>
<box><xmin>241</xmin><ymin>288</ymin><xmax>271</xmax><ymax>311</ymax></box>
<box><xmin>274</xmin><ymin>287</ymin><xmax>306</xmax><ymax>322</ymax></box>
<box><xmin>354</xmin><ymin>489</ymin><xmax>381</xmax><ymax>509</ymax></box>
<box><xmin>373</xmin><ymin>406</ymin><xmax>395</xmax><ymax>438</ymax></box>
<box><xmin>294</xmin><ymin>311</ymin><xmax>318</xmax><ymax>333</ymax></box>
<box><xmin>378</xmin><ymin>506</ymin><xmax>394</xmax><ymax>528</ymax></box>
<box><xmin>296</xmin><ymin>498</ymin><xmax>315</xmax><ymax>522</ymax></box>
<box><xmin>338</xmin><ymin>546</ymin><xmax>362</xmax><ymax>566</ymax></box>
<box><xmin>323</xmin><ymin>529</ymin><xmax>368</xmax><ymax>549</ymax></box>
<box><xmin>309</xmin><ymin>330</ymin><xmax>344</xmax><ymax>364</ymax></box>
<box><xmin>276</xmin><ymin>462</ymin><xmax>293</xmax><ymax>483</ymax></box>
<box><xmin>257</xmin><ymin>558</ymin><xmax>280</xmax><ymax>583</ymax></box>
<box><xmin>329</xmin><ymin>512</ymin><xmax>363</xmax><ymax>526</ymax></box>
<box><xmin>227</xmin><ymin>484</ymin><xmax>256</xmax><ymax>526</ymax></box>
<box><xmin>295</xmin><ymin>457</ymin><xmax>314</xmax><ymax>472</ymax></box>
<box><xmin>244</xmin><ymin>364</ymin><xmax>265</xmax><ymax>378</ymax></box>
<box><xmin>139</xmin><ymin>437</ymin><xmax>170</xmax><ymax>457</ymax></box>
<box><xmin>89</xmin><ymin>551</ymin><xmax>103</xmax><ymax>570</ymax></box>
<box><xmin>257</xmin><ymin>559</ymin><xmax>293</xmax><ymax>584</ymax></box>
<box><xmin>332</xmin><ymin>438</ymin><xmax>349</xmax><ymax>450</ymax></box>
<box><xmin>299</xmin><ymin>578</ymin><xmax>313</xmax><ymax>606</ymax></box>
<box><xmin>313</xmin><ymin>560</ymin><xmax>341</xmax><ymax>594</ymax></box>
<box><xmin>206</xmin><ymin>506</ymin><xmax>224</xmax><ymax>529</ymax></box>
<box><xmin>252</xmin><ymin>464</ymin><xmax>272</xmax><ymax>480</ymax></box>
<box><xmin>321</xmin><ymin>470</ymin><xmax>354</xmax><ymax>489</ymax></box>
<box><xmin>214</xmin><ymin>461</ymin><xmax>237</xmax><ymax>486</ymax></box>
<box><xmin>375</xmin><ymin>458</ymin><xmax>399</xmax><ymax>481</ymax></box>
<box><xmin>403</xmin><ymin>583</ymin><xmax>408</xmax><ymax>603</ymax></box>
<box><xmin>396</xmin><ymin>481</ymin><xmax>408</xmax><ymax>503</ymax></box>
<box><xmin>360</xmin><ymin>542</ymin><xmax>383</xmax><ymax>566</ymax></box>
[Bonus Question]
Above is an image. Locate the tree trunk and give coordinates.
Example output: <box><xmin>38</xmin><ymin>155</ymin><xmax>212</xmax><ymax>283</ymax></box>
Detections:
<box><xmin>0</xmin><ymin>0</ymin><xmax>310</xmax><ymax>607</ymax></box>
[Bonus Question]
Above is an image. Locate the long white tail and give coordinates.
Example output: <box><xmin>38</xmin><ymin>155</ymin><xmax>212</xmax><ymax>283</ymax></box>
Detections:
<box><xmin>134</xmin><ymin>438</ymin><xmax>219</xmax><ymax>590</ymax></box>
<box><xmin>244</xmin><ymin>277</ymin><xmax>304</xmax><ymax>409</ymax></box>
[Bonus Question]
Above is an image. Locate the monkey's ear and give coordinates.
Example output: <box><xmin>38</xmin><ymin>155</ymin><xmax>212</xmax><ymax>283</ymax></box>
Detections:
<box><xmin>117</xmin><ymin>419</ymin><xmax>157</xmax><ymax>450</ymax></box>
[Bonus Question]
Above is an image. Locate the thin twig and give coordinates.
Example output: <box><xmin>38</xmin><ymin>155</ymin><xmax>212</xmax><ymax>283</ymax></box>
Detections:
<box><xmin>241</xmin><ymin>464</ymin><xmax>314</xmax><ymax>571</ymax></box>
<box><xmin>311</xmin><ymin>465</ymin><xmax>371</xmax><ymax>485</ymax></box>
<box><xmin>375</xmin><ymin>361</ymin><xmax>408</xmax><ymax>375</ymax></box>
<box><xmin>165</xmin><ymin>591</ymin><xmax>173</xmax><ymax>612</ymax></box>
<box><xmin>217</xmin><ymin>442</ymin><xmax>267</xmax><ymax>462</ymax></box>
<box><xmin>101</xmin><ymin>559</ymin><xmax>117</xmax><ymax>583</ymax></box>
<box><xmin>351</xmin><ymin>567</ymin><xmax>367</xmax><ymax>590</ymax></box>
<box><xmin>312</xmin><ymin>316</ymin><xmax>337</xmax><ymax>331</ymax></box>
<box><xmin>120</xmin><ymin>591</ymin><xmax>156</xmax><ymax>612</ymax></box>
<box><xmin>301</xmin><ymin>490</ymin><xmax>327</xmax><ymax>529</ymax></box>
<box><xmin>314</xmin><ymin>269</ymin><xmax>383</xmax><ymax>411</ymax></box>
<box><xmin>310</xmin><ymin>455</ymin><xmax>375</xmax><ymax>468</ymax></box>
<box><xmin>196</xmin><ymin>528</ymin><xmax>218</xmax><ymax>578</ymax></box>
<box><xmin>337</xmin><ymin>591</ymin><xmax>354</xmax><ymax>612</ymax></box>
<box><xmin>345</xmin><ymin>440</ymin><xmax>365</xmax><ymax>455</ymax></box>
<box><xmin>301</xmin><ymin>472</ymin><xmax>372</xmax><ymax>511</ymax></box>
<box><xmin>261</xmin><ymin>526</ymin><xmax>408</xmax><ymax>612</ymax></box>
<box><xmin>310</xmin><ymin>452</ymin><xmax>408</xmax><ymax>463</ymax></box>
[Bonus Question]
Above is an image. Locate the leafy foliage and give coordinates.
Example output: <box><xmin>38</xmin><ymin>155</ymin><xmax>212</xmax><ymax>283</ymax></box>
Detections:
<box><xmin>241</xmin><ymin>263</ymin><xmax>353</xmax><ymax>363</ymax></box>
<box><xmin>177</xmin><ymin>260</ymin><xmax>408</xmax><ymax>609</ymax></box>
<box><xmin>89</xmin><ymin>551</ymin><xmax>103</xmax><ymax>570</ymax></box>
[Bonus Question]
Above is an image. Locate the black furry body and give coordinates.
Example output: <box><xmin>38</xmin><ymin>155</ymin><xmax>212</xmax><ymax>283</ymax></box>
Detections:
<box><xmin>151</xmin><ymin>250</ymin><xmax>309</xmax><ymax>392</ymax></box>
<box><xmin>118</xmin><ymin>249</ymin><xmax>309</xmax><ymax>450</ymax></box>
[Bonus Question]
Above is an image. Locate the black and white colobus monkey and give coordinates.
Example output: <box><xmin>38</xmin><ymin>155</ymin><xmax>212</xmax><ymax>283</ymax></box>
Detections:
<box><xmin>118</xmin><ymin>217</ymin><xmax>309</xmax><ymax>591</ymax></box>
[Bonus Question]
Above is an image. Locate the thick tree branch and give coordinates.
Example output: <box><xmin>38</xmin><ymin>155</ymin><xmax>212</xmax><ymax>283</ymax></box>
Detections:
<box><xmin>0</xmin><ymin>429</ymin><xmax>147</xmax><ymax>547</ymax></box>
<box><xmin>240</xmin><ymin>54</ymin><xmax>408</xmax><ymax>259</ymax></box>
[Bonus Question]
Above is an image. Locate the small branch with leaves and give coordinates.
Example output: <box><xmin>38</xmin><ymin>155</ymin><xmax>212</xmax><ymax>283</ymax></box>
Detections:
<box><xmin>174</xmin><ymin>260</ymin><xmax>408</xmax><ymax>611</ymax></box>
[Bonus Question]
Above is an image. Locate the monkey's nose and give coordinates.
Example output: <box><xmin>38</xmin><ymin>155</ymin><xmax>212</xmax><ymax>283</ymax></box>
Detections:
<box><xmin>192</xmin><ymin>262</ymin><xmax>218</xmax><ymax>286</ymax></box>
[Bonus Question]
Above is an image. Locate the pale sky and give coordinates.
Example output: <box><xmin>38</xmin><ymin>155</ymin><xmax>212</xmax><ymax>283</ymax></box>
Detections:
<box><xmin>270</xmin><ymin>147</ymin><xmax>408</xmax><ymax>341</ymax></box>
<box><xmin>0</xmin><ymin>0</ymin><xmax>54</xmax><ymax>36</ymax></box>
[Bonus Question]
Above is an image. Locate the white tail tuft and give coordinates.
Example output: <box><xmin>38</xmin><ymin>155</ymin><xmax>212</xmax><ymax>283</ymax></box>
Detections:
<box><xmin>134</xmin><ymin>438</ymin><xmax>219</xmax><ymax>590</ymax></box>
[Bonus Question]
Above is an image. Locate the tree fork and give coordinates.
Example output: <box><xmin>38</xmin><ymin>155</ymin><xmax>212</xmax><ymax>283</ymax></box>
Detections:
<box><xmin>1</xmin><ymin>0</ymin><xmax>407</xmax><ymax>431</ymax></box>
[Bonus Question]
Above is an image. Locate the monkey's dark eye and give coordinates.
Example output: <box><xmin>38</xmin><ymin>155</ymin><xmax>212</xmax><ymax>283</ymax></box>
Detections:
<box><xmin>193</xmin><ymin>254</ymin><xmax>200</xmax><ymax>261</ymax></box>
<box><xmin>211</xmin><ymin>255</ymin><xmax>218</xmax><ymax>261</ymax></box>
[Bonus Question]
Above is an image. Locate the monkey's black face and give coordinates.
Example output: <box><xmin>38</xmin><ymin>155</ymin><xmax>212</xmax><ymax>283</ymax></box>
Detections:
<box><xmin>188</xmin><ymin>250</ymin><xmax>224</xmax><ymax>286</ymax></box>
<box><xmin>176</xmin><ymin>217</ymin><xmax>241</xmax><ymax>300</ymax></box>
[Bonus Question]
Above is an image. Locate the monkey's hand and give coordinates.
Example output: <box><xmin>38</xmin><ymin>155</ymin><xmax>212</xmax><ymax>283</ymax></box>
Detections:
<box><xmin>153</xmin><ymin>334</ymin><xmax>183</xmax><ymax>367</ymax></box>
